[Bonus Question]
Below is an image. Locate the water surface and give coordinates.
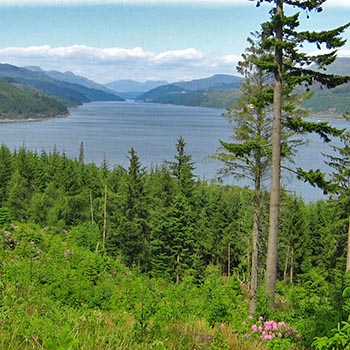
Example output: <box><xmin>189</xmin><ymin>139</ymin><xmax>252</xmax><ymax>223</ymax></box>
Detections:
<box><xmin>0</xmin><ymin>101</ymin><xmax>346</xmax><ymax>202</ymax></box>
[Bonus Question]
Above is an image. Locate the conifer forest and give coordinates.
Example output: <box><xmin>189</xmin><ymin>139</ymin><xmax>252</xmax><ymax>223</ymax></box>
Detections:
<box><xmin>2</xmin><ymin>1</ymin><xmax>350</xmax><ymax>349</ymax></box>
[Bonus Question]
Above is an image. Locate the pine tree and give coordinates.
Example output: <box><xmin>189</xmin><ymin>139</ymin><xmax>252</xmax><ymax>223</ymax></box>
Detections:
<box><xmin>169</xmin><ymin>136</ymin><xmax>196</xmax><ymax>199</ymax></box>
<box><xmin>321</xmin><ymin>130</ymin><xmax>350</xmax><ymax>271</ymax></box>
<box><xmin>113</xmin><ymin>148</ymin><xmax>150</xmax><ymax>269</ymax></box>
<box><xmin>0</xmin><ymin>144</ymin><xmax>13</xmax><ymax>205</ymax></box>
<box><xmin>253</xmin><ymin>0</ymin><xmax>350</xmax><ymax>306</ymax></box>
<box><xmin>213</xmin><ymin>33</ymin><xmax>273</xmax><ymax>314</ymax></box>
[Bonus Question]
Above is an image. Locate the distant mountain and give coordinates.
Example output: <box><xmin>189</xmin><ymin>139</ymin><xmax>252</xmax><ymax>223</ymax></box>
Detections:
<box><xmin>174</xmin><ymin>74</ymin><xmax>242</xmax><ymax>91</ymax></box>
<box><xmin>26</xmin><ymin>66</ymin><xmax>116</xmax><ymax>94</ymax></box>
<box><xmin>301</xmin><ymin>57</ymin><xmax>350</xmax><ymax>115</ymax></box>
<box><xmin>0</xmin><ymin>79</ymin><xmax>68</xmax><ymax>120</ymax></box>
<box><xmin>0</xmin><ymin>64</ymin><xmax>124</xmax><ymax>107</ymax></box>
<box><xmin>105</xmin><ymin>79</ymin><xmax>168</xmax><ymax>99</ymax></box>
<box><xmin>136</xmin><ymin>74</ymin><xmax>243</xmax><ymax>108</ymax></box>
<box><xmin>311</xmin><ymin>56</ymin><xmax>350</xmax><ymax>77</ymax></box>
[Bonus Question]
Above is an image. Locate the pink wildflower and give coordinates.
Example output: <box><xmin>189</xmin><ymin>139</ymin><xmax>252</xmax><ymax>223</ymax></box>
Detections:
<box><xmin>263</xmin><ymin>334</ymin><xmax>273</xmax><ymax>340</ymax></box>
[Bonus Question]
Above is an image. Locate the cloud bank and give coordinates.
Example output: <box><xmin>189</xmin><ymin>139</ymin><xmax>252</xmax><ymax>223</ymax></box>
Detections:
<box><xmin>0</xmin><ymin>45</ymin><xmax>242</xmax><ymax>83</ymax></box>
<box><xmin>0</xmin><ymin>0</ymin><xmax>348</xmax><ymax>6</ymax></box>
<box><xmin>3</xmin><ymin>44</ymin><xmax>348</xmax><ymax>83</ymax></box>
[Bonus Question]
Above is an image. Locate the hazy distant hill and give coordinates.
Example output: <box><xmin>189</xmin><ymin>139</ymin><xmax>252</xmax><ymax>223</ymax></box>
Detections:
<box><xmin>136</xmin><ymin>59</ymin><xmax>350</xmax><ymax>113</ymax></box>
<box><xmin>174</xmin><ymin>74</ymin><xmax>242</xmax><ymax>91</ymax></box>
<box><xmin>0</xmin><ymin>64</ymin><xmax>124</xmax><ymax>106</ymax></box>
<box><xmin>136</xmin><ymin>74</ymin><xmax>243</xmax><ymax>108</ymax></box>
<box><xmin>301</xmin><ymin>57</ymin><xmax>350</xmax><ymax>115</ymax></box>
<box><xmin>27</xmin><ymin>66</ymin><xmax>117</xmax><ymax>94</ymax></box>
<box><xmin>105</xmin><ymin>79</ymin><xmax>168</xmax><ymax>99</ymax></box>
<box><xmin>0</xmin><ymin>79</ymin><xmax>68</xmax><ymax>120</ymax></box>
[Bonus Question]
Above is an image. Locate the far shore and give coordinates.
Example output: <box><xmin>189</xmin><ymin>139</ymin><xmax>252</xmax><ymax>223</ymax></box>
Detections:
<box><xmin>0</xmin><ymin>102</ymin><xmax>347</xmax><ymax>123</ymax></box>
<box><xmin>0</xmin><ymin>112</ymin><xmax>70</xmax><ymax>123</ymax></box>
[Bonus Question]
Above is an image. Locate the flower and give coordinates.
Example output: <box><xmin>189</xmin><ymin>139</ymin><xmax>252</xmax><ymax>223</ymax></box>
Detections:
<box><xmin>243</xmin><ymin>316</ymin><xmax>301</xmax><ymax>343</ymax></box>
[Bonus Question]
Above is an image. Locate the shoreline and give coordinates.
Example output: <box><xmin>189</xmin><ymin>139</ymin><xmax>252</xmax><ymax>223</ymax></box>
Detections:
<box><xmin>0</xmin><ymin>112</ymin><xmax>70</xmax><ymax>124</ymax></box>
<box><xmin>0</xmin><ymin>102</ymin><xmax>346</xmax><ymax>123</ymax></box>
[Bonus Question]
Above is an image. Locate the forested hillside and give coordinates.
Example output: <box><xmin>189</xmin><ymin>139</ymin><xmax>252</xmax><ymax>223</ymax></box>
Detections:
<box><xmin>136</xmin><ymin>74</ymin><xmax>243</xmax><ymax>108</ymax></box>
<box><xmin>0</xmin><ymin>140</ymin><xmax>349</xmax><ymax>349</ymax></box>
<box><xmin>0</xmin><ymin>63</ymin><xmax>124</xmax><ymax>108</ymax></box>
<box><xmin>0</xmin><ymin>79</ymin><xmax>68</xmax><ymax>119</ymax></box>
<box><xmin>136</xmin><ymin>59</ymin><xmax>350</xmax><ymax>114</ymax></box>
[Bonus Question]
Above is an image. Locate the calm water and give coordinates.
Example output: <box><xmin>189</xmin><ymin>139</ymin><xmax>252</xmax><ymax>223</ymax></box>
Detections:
<box><xmin>0</xmin><ymin>101</ymin><xmax>347</xmax><ymax>202</ymax></box>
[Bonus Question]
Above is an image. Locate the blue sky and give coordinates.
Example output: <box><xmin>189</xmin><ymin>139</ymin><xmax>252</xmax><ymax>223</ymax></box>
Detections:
<box><xmin>0</xmin><ymin>0</ymin><xmax>348</xmax><ymax>83</ymax></box>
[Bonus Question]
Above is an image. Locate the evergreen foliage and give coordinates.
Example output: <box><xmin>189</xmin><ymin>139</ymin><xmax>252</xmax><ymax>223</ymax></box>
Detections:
<box><xmin>0</xmin><ymin>143</ymin><xmax>349</xmax><ymax>349</ymax></box>
<box><xmin>0</xmin><ymin>79</ymin><xmax>68</xmax><ymax>119</ymax></box>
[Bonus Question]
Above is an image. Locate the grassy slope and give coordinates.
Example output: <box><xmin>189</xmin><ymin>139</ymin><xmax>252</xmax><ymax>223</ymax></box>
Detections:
<box><xmin>0</xmin><ymin>222</ymin><xmax>270</xmax><ymax>350</ymax></box>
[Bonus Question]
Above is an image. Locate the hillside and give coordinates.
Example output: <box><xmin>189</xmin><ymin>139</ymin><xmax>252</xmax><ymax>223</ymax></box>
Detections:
<box><xmin>136</xmin><ymin>58</ymin><xmax>350</xmax><ymax>113</ymax></box>
<box><xmin>0</xmin><ymin>79</ymin><xmax>68</xmax><ymax>120</ymax></box>
<box><xmin>0</xmin><ymin>145</ymin><xmax>346</xmax><ymax>349</ymax></box>
<box><xmin>136</xmin><ymin>74</ymin><xmax>243</xmax><ymax>108</ymax></box>
<box><xmin>301</xmin><ymin>57</ymin><xmax>350</xmax><ymax>115</ymax></box>
<box><xmin>27</xmin><ymin>66</ymin><xmax>118</xmax><ymax>95</ymax></box>
<box><xmin>105</xmin><ymin>79</ymin><xmax>168</xmax><ymax>99</ymax></box>
<box><xmin>0</xmin><ymin>64</ymin><xmax>124</xmax><ymax>107</ymax></box>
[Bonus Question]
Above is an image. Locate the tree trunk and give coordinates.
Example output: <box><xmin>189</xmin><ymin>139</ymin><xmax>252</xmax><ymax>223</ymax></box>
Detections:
<box><xmin>227</xmin><ymin>242</ymin><xmax>231</xmax><ymax>277</ymax></box>
<box><xmin>283</xmin><ymin>245</ymin><xmax>290</xmax><ymax>282</ymax></box>
<box><xmin>266</xmin><ymin>0</ymin><xmax>283</xmax><ymax>308</ymax></box>
<box><xmin>176</xmin><ymin>254</ymin><xmax>180</xmax><ymax>285</ymax></box>
<box><xmin>249</xmin><ymin>189</ymin><xmax>261</xmax><ymax>315</ymax></box>
<box><xmin>290</xmin><ymin>246</ymin><xmax>294</xmax><ymax>284</ymax></box>
<box><xmin>102</xmin><ymin>184</ymin><xmax>107</xmax><ymax>250</ymax></box>
<box><xmin>346</xmin><ymin>216</ymin><xmax>350</xmax><ymax>272</ymax></box>
<box><xmin>90</xmin><ymin>191</ymin><xmax>94</xmax><ymax>223</ymax></box>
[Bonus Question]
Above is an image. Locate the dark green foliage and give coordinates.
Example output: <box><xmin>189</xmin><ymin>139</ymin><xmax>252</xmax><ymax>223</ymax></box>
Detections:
<box><xmin>0</xmin><ymin>142</ymin><xmax>349</xmax><ymax>348</ymax></box>
<box><xmin>0</xmin><ymin>207</ymin><xmax>12</xmax><ymax>226</ymax></box>
<box><xmin>0</xmin><ymin>144</ymin><xmax>13</xmax><ymax>205</ymax></box>
<box><xmin>0</xmin><ymin>79</ymin><xmax>68</xmax><ymax>119</ymax></box>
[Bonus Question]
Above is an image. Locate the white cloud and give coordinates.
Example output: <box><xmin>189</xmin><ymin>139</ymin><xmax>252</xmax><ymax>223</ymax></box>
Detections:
<box><xmin>0</xmin><ymin>45</ymin><xmax>240</xmax><ymax>83</ymax></box>
<box><xmin>4</xmin><ymin>42</ymin><xmax>348</xmax><ymax>84</ymax></box>
<box><xmin>0</xmin><ymin>0</ymin><xmax>348</xmax><ymax>6</ymax></box>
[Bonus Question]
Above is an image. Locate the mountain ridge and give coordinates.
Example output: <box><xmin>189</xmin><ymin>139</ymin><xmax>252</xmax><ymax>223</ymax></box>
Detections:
<box><xmin>0</xmin><ymin>64</ymin><xmax>124</xmax><ymax>106</ymax></box>
<box><xmin>135</xmin><ymin>74</ymin><xmax>243</xmax><ymax>109</ymax></box>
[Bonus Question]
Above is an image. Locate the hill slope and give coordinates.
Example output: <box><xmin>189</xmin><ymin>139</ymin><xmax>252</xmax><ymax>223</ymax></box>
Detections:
<box><xmin>136</xmin><ymin>74</ymin><xmax>243</xmax><ymax>108</ymax></box>
<box><xmin>0</xmin><ymin>64</ymin><xmax>124</xmax><ymax>106</ymax></box>
<box><xmin>105</xmin><ymin>79</ymin><xmax>168</xmax><ymax>99</ymax></box>
<box><xmin>301</xmin><ymin>57</ymin><xmax>350</xmax><ymax>115</ymax></box>
<box><xmin>0</xmin><ymin>79</ymin><xmax>68</xmax><ymax>120</ymax></box>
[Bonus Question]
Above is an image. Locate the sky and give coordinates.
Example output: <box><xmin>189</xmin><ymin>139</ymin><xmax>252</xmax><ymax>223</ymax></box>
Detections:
<box><xmin>0</xmin><ymin>0</ymin><xmax>349</xmax><ymax>84</ymax></box>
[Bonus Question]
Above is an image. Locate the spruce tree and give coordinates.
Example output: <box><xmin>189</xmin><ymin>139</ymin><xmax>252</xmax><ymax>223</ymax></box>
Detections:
<box><xmin>253</xmin><ymin>0</ymin><xmax>350</xmax><ymax>306</ymax></box>
<box><xmin>213</xmin><ymin>33</ymin><xmax>273</xmax><ymax>314</ymax></box>
<box><xmin>0</xmin><ymin>144</ymin><xmax>13</xmax><ymax>205</ymax></box>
